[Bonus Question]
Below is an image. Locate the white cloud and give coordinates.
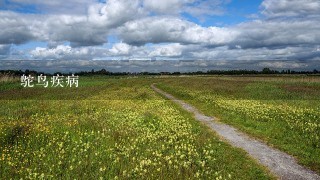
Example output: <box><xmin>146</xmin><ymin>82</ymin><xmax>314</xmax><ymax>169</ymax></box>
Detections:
<box><xmin>110</xmin><ymin>43</ymin><xmax>135</xmax><ymax>55</ymax></box>
<box><xmin>149</xmin><ymin>43</ymin><xmax>184</xmax><ymax>57</ymax></box>
<box><xmin>143</xmin><ymin>0</ymin><xmax>192</xmax><ymax>14</ymax></box>
<box><xmin>43</xmin><ymin>15</ymin><xmax>109</xmax><ymax>47</ymax></box>
<box><xmin>261</xmin><ymin>0</ymin><xmax>320</xmax><ymax>18</ymax></box>
<box><xmin>88</xmin><ymin>0</ymin><xmax>145</xmax><ymax>28</ymax></box>
<box><xmin>0</xmin><ymin>11</ymin><xmax>108</xmax><ymax>46</ymax></box>
<box><xmin>0</xmin><ymin>0</ymin><xmax>148</xmax><ymax>47</ymax></box>
<box><xmin>30</xmin><ymin>45</ymin><xmax>92</xmax><ymax>60</ymax></box>
<box><xmin>118</xmin><ymin>17</ymin><xmax>237</xmax><ymax>46</ymax></box>
<box><xmin>191</xmin><ymin>45</ymin><xmax>320</xmax><ymax>61</ymax></box>
<box><xmin>232</xmin><ymin>19</ymin><xmax>320</xmax><ymax>49</ymax></box>
<box><xmin>184</xmin><ymin>0</ymin><xmax>226</xmax><ymax>18</ymax></box>
<box><xmin>143</xmin><ymin>0</ymin><xmax>227</xmax><ymax>18</ymax></box>
<box><xmin>1</xmin><ymin>0</ymin><xmax>320</xmax><ymax>61</ymax></box>
<box><xmin>257</xmin><ymin>61</ymin><xmax>307</xmax><ymax>69</ymax></box>
<box><xmin>0</xmin><ymin>11</ymin><xmax>35</xmax><ymax>44</ymax></box>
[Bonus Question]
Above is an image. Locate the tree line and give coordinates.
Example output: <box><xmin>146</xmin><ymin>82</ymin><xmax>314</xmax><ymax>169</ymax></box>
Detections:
<box><xmin>0</xmin><ymin>68</ymin><xmax>319</xmax><ymax>76</ymax></box>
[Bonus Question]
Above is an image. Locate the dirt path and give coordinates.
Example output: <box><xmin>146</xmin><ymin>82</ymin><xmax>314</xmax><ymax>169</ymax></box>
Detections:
<box><xmin>151</xmin><ymin>84</ymin><xmax>320</xmax><ymax>180</ymax></box>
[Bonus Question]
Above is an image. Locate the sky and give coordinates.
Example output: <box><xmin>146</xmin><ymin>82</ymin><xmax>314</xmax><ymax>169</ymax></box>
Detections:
<box><xmin>0</xmin><ymin>0</ymin><xmax>320</xmax><ymax>72</ymax></box>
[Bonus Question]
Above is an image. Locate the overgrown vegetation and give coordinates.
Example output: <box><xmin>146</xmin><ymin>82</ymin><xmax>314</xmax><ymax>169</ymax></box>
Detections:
<box><xmin>156</xmin><ymin>76</ymin><xmax>320</xmax><ymax>174</ymax></box>
<box><xmin>0</xmin><ymin>77</ymin><xmax>273</xmax><ymax>179</ymax></box>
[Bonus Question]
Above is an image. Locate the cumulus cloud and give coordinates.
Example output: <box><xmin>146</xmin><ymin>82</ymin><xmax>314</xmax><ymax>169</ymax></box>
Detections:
<box><xmin>118</xmin><ymin>17</ymin><xmax>237</xmax><ymax>46</ymax></box>
<box><xmin>1</xmin><ymin>59</ymin><xmax>320</xmax><ymax>73</ymax></box>
<box><xmin>88</xmin><ymin>0</ymin><xmax>145</xmax><ymax>28</ymax></box>
<box><xmin>257</xmin><ymin>61</ymin><xmax>308</xmax><ymax>69</ymax></box>
<box><xmin>231</xmin><ymin>19</ymin><xmax>320</xmax><ymax>49</ymax></box>
<box><xmin>0</xmin><ymin>0</ymin><xmax>148</xmax><ymax>47</ymax></box>
<box><xmin>184</xmin><ymin>0</ymin><xmax>227</xmax><ymax>19</ymax></box>
<box><xmin>143</xmin><ymin>0</ymin><xmax>191</xmax><ymax>14</ymax></box>
<box><xmin>0</xmin><ymin>12</ymin><xmax>35</xmax><ymax>45</ymax></box>
<box><xmin>261</xmin><ymin>0</ymin><xmax>320</xmax><ymax>18</ymax></box>
<box><xmin>42</xmin><ymin>15</ymin><xmax>109</xmax><ymax>47</ymax></box>
<box><xmin>30</xmin><ymin>45</ymin><xmax>93</xmax><ymax>60</ymax></box>
<box><xmin>26</xmin><ymin>42</ymin><xmax>320</xmax><ymax>62</ymax></box>
<box><xmin>110</xmin><ymin>43</ymin><xmax>135</xmax><ymax>56</ymax></box>
<box><xmin>143</xmin><ymin>0</ymin><xmax>227</xmax><ymax>18</ymax></box>
<box><xmin>0</xmin><ymin>11</ymin><xmax>104</xmax><ymax>47</ymax></box>
<box><xmin>189</xmin><ymin>45</ymin><xmax>320</xmax><ymax>61</ymax></box>
<box><xmin>149</xmin><ymin>43</ymin><xmax>185</xmax><ymax>57</ymax></box>
<box><xmin>0</xmin><ymin>0</ymin><xmax>320</xmax><ymax>62</ymax></box>
<box><xmin>38</xmin><ymin>0</ymin><xmax>147</xmax><ymax>47</ymax></box>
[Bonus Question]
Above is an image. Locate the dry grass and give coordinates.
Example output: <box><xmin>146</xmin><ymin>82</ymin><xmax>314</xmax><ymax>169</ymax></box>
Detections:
<box><xmin>219</xmin><ymin>75</ymin><xmax>320</xmax><ymax>83</ymax></box>
<box><xmin>0</xmin><ymin>75</ymin><xmax>19</xmax><ymax>83</ymax></box>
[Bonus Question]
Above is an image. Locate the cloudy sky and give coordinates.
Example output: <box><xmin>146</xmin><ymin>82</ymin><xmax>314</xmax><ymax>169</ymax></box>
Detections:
<box><xmin>0</xmin><ymin>0</ymin><xmax>320</xmax><ymax>71</ymax></box>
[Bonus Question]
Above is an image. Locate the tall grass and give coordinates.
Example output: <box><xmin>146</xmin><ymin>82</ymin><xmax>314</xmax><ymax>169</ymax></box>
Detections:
<box><xmin>157</xmin><ymin>76</ymin><xmax>320</xmax><ymax>173</ymax></box>
<box><xmin>0</xmin><ymin>75</ymin><xmax>19</xmax><ymax>83</ymax></box>
<box><xmin>0</xmin><ymin>77</ymin><xmax>273</xmax><ymax>179</ymax></box>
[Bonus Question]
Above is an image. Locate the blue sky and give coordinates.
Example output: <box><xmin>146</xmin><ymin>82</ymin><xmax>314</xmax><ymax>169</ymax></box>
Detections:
<box><xmin>0</xmin><ymin>0</ymin><xmax>320</xmax><ymax>71</ymax></box>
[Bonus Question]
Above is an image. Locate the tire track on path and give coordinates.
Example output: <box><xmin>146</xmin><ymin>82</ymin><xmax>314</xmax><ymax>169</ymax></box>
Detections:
<box><xmin>151</xmin><ymin>84</ymin><xmax>320</xmax><ymax>180</ymax></box>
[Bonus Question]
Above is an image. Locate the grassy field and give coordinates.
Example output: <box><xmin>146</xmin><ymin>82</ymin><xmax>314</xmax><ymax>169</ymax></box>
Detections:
<box><xmin>1</xmin><ymin>75</ymin><xmax>319</xmax><ymax>179</ymax></box>
<box><xmin>156</xmin><ymin>75</ymin><xmax>320</xmax><ymax>174</ymax></box>
<box><xmin>0</xmin><ymin>77</ymin><xmax>274</xmax><ymax>179</ymax></box>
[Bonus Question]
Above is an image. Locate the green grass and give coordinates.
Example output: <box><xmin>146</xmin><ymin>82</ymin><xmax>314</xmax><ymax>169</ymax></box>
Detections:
<box><xmin>0</xmin><ymin>77</ymin><xmax>274</xmax><ymax>179</ymax></box>
<box><xmin>156</xmin><ymin>76</ymin><xmax>320</xmax><ymax>174</ymax></box>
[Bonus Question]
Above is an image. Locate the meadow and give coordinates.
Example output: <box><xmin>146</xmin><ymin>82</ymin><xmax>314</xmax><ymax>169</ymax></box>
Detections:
<box><xmin>0</xmin><ymin>76</ymin><xmax>273</xmax><ymax>179</ymax></box>
<box><xmin>1</xmin><ymin>75</ymin><xmax>319</xmax><ymax>179</ymax></box>
<box><xmin>156</xmin><ymin>75</ymin><xmax>320</xmax><ymax>174</ymax></box>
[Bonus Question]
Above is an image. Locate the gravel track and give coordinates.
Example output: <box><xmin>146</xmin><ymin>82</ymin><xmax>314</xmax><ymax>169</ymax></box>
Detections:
<box><xmin>151</xmin><ymin>84</ymin><xmax>320</xmax><ymax>180</ymax></box>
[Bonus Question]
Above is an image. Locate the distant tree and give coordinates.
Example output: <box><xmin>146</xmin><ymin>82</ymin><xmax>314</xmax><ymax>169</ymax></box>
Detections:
<box><xmin>54</xmin><ymin>72</ymin><xmax>62</xmax><ymax>76</ymax></box>
<box><xmin>262</xmin><ymin>68</ymin><xmax>272</xmax><ymax>74</ymax></box>
<box><xmin>25</xmin><ymin>69</ymin><xmax>30</xmax><ymax>75</ymax></box>
<box><xmin>100</xmin><ymin>69</ymin><xmax>107</xmax><ymax>74</ymax></box>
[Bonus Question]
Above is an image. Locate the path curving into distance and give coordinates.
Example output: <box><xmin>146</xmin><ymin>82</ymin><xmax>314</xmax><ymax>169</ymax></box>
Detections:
<box><xmin>151</xmin><ymin>84</ymin><xmax>320</xmax><ymax>180</ymax></box>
